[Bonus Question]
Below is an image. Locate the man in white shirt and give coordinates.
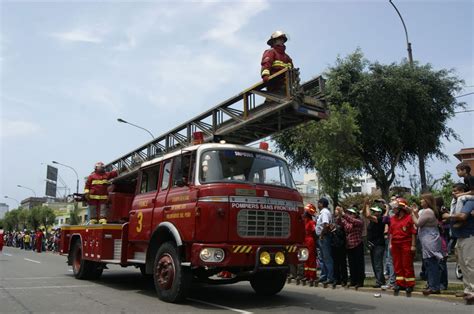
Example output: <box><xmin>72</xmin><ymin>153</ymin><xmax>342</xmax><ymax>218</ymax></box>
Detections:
<box><xmin>316</xmin><ymin>198</ymin><xmax>334</xmax><ymax>286</ymax></box>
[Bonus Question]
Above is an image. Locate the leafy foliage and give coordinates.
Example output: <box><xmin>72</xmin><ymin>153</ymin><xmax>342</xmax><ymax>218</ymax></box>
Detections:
<box><xmin>274</xmin><ymin>103</ymin><xmax>362</xmax><ymax>204</ymax></box>
<box><xmin>3</xmin><ymin>206</ymin><xmax>56</xmax><ymax>232</ymax></box>
<box><xmin>275</xmin><ymin>49</ymin><xmax>464</xmax><ymax>200</ymax></box>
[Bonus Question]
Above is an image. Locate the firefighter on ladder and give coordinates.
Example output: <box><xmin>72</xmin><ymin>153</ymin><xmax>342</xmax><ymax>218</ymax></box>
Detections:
<box><xmin>260</xmin><ymin>31</ymin><xmax>293</xmax><ymax>97</ymax></box>
<box><xmin>84</xmin><ymin>162</ymin><xmax>118</xmax><ymax>224</ymax></box>
<box><xmin>303</xmin><ymin>203</ymin><xmax>318</xmax><ymax>286</ymax></box>
<box><xmin>387</xmin><ymin>197</ymin><xmax>416</xmax><ymax>297</ymax></box>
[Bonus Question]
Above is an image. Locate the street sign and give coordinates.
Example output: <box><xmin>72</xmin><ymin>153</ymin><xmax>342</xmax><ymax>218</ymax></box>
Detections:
<box><xmin>47</xmin><ymin>165</ymin><xmax>58</xmax><ymax>182</ymax></box>
<box><xmin>45</xmin><ymin>181</ymin><xmax>57</xmax><ymax>197</ymax></box>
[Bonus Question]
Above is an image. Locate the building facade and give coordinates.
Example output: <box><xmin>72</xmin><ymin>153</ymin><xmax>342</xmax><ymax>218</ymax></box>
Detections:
<box><xmin>0</xmin><ymin>202</ymin><xmax>9</xmax><ymax>219</ymax></box>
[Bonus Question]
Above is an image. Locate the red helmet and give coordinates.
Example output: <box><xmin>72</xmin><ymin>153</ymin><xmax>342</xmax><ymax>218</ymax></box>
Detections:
<box><xmin>304</xmin><ymin>203</ymin><xmax>316</xmax><ymax>216</ymax></box>
<box><xmin>396</xmin><ymin>197</ymin><xmax>409</xmax><ymax>209</ymax></box>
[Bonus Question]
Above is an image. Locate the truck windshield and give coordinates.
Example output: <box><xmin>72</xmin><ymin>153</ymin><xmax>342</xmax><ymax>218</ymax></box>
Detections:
<box><xmin>199</xmin><ymin>149</ymin><xmax>296</xmax><ymax>189</ymax></box>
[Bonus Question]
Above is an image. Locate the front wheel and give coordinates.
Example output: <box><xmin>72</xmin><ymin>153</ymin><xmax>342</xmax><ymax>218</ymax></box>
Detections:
<box><xmin>153</xmin><ymin>242</ymin><xmax>192</xmax><ymax>303</ymax></box>
<box><xmin>250</xmin><ymin>270</ymin><xmax>287</xmax><ymax>296</ymax></box>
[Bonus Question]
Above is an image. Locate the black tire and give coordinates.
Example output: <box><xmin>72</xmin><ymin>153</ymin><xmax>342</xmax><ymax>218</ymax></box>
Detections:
<box><xmin>153</xmin><ymin>242</ymin><xmax>192</xmax><ymax>303</ymax></box>
<box><xmin>139</xmin><ymin>264</ymin><xmax>153</xmax><ymax>279</ymax></box>
<box><xmin>455</xmin><ymin>263</ymin><xmax>463</xmax><ymax>280</ymax></box>
<box><xmin>71</xmin><ymin>240</ymin><xmax>103</xmax><ymax>280</ymax></box>
<box><xmin>250</xmin><ymin>270</ymin><xmax>287</xmax><ymax>296</ymax></box>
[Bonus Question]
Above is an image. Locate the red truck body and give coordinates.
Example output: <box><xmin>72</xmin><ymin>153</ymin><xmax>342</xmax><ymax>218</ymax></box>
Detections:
<box><xmin>60</xmin><ymin>143</ymin><xmax>308</xmax><ymax>302</ymax></box>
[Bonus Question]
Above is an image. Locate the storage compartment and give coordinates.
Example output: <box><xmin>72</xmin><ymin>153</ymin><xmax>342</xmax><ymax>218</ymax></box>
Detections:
<box><xmin>108</xmin><ymin>192</ymin><xmax>134</xmax><ymax>222</ymax></box>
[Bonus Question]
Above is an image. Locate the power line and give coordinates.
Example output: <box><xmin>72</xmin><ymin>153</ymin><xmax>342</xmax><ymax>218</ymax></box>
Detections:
<box><xmin>454</xmin><ymin>109</ymin><xmax>474</xmax><ymax>114</ymax></box>
<box><xmin>455</xmin><ymin>92</ymin><xmax>474</xmax><ymax>98</ymax></box>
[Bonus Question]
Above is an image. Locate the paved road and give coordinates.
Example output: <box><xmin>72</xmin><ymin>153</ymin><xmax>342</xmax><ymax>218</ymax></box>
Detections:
<box><xmin>0</xmin><ymin>247</ymin><xmax>469</xmax><ymax>313</ymax></box>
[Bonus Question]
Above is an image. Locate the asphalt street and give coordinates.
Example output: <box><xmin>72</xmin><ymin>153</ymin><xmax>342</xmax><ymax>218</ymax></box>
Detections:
<box><xmin>0</xmin><ymin>247</ymin><xmax>470</xmax><ymax>313</ymax></box>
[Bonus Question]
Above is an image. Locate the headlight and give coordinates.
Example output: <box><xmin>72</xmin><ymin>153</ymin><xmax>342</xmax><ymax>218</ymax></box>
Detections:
<box><xmin>275</xmin><ymin>251</ymin><xmax>285</xmax><ymax>265</ymax></box>
<box><xmin>259</xmin><ymin>251</ymin><xmax>271</xmax><ymax>265</ymax></box>
<box><xmin>199</xmin><ymin>248</ymin><xmax>225</xmax><ymax>263</ymax></box>
<box><xmin>213</xmin><ymin>249</ymin><xmax>225</xmax><ymax>262</ymax></box>
<box><xmin>200</xmin><ymin>248</ymin><xmax>211</xmax><ymax>261</ymax></box>
<box><xmin>297</xmin><ymin>248</ymin><xmax>309</xmax><ymax>261</ymax></box>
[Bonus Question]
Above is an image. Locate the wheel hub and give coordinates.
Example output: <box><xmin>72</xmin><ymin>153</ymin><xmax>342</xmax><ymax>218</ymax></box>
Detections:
<box><xmin>73</xmin><ymin>246</ymin><xmax>81</xmax><ymax>273</ymax></box>
<box><xmin>156</xmin><ymin>254</ymin><xmax>175</xmax><ymax>290</ymax></box>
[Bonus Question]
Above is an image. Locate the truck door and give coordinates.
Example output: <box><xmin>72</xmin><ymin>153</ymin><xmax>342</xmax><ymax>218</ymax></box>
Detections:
<box><xmin>162</xmin><ymin>153</ymin><xmax>197</xmax><ymax>241</ymax></box>
<box><xmin>129</xmin><ymin>164</ymin><xmax>160</xmax><ymax>243</ymax></box>
<box><xmin>150</xmin><ymin>160</ymin><xmax>171</xmax><ymax>230</ymax></box>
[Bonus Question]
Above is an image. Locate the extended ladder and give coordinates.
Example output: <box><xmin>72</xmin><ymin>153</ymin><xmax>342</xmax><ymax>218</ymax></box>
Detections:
<box><xmin>106</xmin><ymin>68</ymin><xmax>327</xmax><ymax>172</ymax></box>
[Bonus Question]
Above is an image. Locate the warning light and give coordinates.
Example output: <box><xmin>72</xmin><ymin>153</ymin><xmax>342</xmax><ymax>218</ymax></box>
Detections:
<box><xmin>259</xmin><ymin>142</ymin><xmax>269</xmax><ymax>150</ymax></box>
<box><xmin>193</xmin><ymin>132</ymin><xmax>204</xmax><ymax>145</ymax></box>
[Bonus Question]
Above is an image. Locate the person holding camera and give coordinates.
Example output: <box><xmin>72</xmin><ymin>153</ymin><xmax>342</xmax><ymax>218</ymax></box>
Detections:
<box><xmin>363</xmin><ymin>198</ymin><xmax>387</xmax><ymax>288</ymax></box>
<box><xmin>336</xmin><ymin>205</ymin><xmax>365</xmax><ymax>289</ymax></box>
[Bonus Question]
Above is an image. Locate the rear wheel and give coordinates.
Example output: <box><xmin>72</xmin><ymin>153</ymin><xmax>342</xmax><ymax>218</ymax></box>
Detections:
<box><xmin>71</xmin><ymin>240</ymin><xmax>103</xmax><ymax>280</ymax></box>
<box><xmin>250</xmin><ymin>270</ymin><xmax>287</xmax><ymax>296</ymax></box>
<box><xmin>153</xmin><ymin>242</ymin><xmax>192</xmax><ymax>303</ymax></box>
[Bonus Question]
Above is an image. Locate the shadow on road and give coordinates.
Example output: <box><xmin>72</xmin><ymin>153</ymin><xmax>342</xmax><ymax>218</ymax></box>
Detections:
<box><xmin>67</xmin><ymin>269</ymin><xmax>375</xmax><ymax>313</ymax></box>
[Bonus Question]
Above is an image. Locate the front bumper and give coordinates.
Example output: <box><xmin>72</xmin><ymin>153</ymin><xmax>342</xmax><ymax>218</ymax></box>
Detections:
<box><xmin>190</xmin><ymin>243</ymin><xmax>306</xmax><ymax>270</ymax></box>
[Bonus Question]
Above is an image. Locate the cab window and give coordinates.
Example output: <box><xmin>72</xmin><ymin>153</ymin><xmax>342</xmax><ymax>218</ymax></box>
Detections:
<box><xmin>172</xmin><ymin>153</ymin><xmax>194</xmax><ymax>187</ymax></box>
<box><xmin>139</xmin><ymin>165</ymin><xmax>160</xmax><ymax>194</ymax></box>
<box><xmin>161</xmin><ymin>161</ymin><xmax>172</xmax><ymax>190</ymax></box>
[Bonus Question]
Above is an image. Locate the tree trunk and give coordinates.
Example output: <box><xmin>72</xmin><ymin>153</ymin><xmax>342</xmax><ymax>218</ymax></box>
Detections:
<box><xmin>379</xmin><ymin>183</ymin><xmax>390</xmax><ymax>201</ymax></box>
<box><xmin>418</xmin><ymin>152</ymin><xmax>428</xmax><ymax>193</ymax></box>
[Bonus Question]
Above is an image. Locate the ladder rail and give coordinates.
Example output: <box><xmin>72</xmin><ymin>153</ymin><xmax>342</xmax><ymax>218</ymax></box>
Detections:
<box><xmin>106</xmin><ymin>68</ymin><xmax>326</xmax><ymax>173</ymax></box>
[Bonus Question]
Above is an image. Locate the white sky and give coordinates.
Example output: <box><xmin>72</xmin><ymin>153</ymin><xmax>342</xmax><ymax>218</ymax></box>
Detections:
<box><xmin>1</xmin><ymin>0</ymin><xmax>473</xmax><ymax>206</ymax></box>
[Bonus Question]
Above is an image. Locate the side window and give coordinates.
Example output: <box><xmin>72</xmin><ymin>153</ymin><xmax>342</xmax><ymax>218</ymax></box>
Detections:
<box><xmin>139</xmin><ymin>165</ymin><xmax>160</xmax><ymax>194</ymax></box>
<box><xmin>161</xmin><ymin>161</ymin><xmax>172</xmax><ymax>190</ymax></box>
<box><xmin>172</xmin><ymin>153</ymin><xmax>193</xmax><ymax>187</ymax></box>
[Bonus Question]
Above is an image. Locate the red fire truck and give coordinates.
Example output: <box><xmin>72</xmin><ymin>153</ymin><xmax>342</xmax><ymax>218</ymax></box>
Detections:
<box><xmin>60</xmin><ymin>68</ymin><xmax>327</xmax><ymax>303</ymax></box>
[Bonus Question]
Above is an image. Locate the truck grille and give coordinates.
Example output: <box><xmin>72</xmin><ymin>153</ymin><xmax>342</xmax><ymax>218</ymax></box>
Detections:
<box><xmin>237</xmin><ymin>210</ymin><xmax>290</xmax><ymax>238</ymax></box>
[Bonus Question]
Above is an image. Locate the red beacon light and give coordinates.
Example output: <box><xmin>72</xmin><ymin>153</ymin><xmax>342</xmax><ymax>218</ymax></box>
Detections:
<box><xmin>259</xmin><ymin>142</ymin><xmax>269</xmax><ymax>150</ymax></box>
<box><xmin>193</xmin><ymin>131</ymin><xmax>204</xmax><ymax>145</ymax></box>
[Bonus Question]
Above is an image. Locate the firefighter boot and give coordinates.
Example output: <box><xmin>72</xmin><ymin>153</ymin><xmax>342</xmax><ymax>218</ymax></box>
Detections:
<box><xmin>309</xmin><ymin>280</ymin><xmax>314</xmax><ymax>287</ymax></box>
<box><xmin>406</xmin><ymin>287</ymin><xmax>413</xmax><ymax>297</ymax></box>
<box><xmin>393</xmin><ymin>285</ymin><xmax>400</xmax><ymax>296</ymax></box>
<box><xmin>296</xmin><ymin>277</ymin><xmax>301</xmax><ymax>285</ymax></box>
<box><xmin>301</xmin><ymin>278</ymin><xmax>307</xmax><ymax>286</ymax></box>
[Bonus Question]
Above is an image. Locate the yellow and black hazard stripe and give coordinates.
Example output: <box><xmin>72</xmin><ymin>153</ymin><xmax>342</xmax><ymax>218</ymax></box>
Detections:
<box><xmin>232</xmin><ymin>245</ymin><xmax>253</xmax><ymax>254</ymax></box>
<box><xmin>285</xmin><ymin>245</ymin><xmax>298</xmax><ymax>253</ymax></box>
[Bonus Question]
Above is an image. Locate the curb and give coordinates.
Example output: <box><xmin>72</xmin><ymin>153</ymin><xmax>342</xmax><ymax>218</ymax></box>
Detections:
<box><xmin>286</xmin><ymin>281</ymin><xmax>465</xmax><ymax>303</ymax></box>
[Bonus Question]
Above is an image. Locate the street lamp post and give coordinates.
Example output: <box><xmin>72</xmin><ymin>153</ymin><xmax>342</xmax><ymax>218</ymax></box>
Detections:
<box><xmin>17</xmin><ymin>184</ymin><xmax>37</xmax><ymax>197</ymax></box>
<box><xmin>389</xmin><ymin>0</ymin><xmax>414</xmax><ymax>66</ymax></box>
<box><xmin>117</xmin><ymin>118</ymin><xmax>155</xmax><ymax>139</ymax></box>
<box><xmin>4</xmin><ymin>195</ymin><xmax>20</xmax><ymax>208</ymax></box>
<box><xmin>52</xmin><ymin>161</ymin><xmax>79</xmax><ymax>194</ymax></box>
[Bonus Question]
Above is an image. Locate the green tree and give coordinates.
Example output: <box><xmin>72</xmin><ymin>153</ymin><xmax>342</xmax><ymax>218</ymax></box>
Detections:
<box><xmin>28</xmin><ymin>207</ymin><xmax>42</xmax><ymax>231</ymax></box>
<box><xmin>4</xmin><ymin>209</ymin><xmax>20</xmax><ymax>231</ymax></box>
<box><xmin>40</xmin><ymin>206</ymin><xmax>56</xmax><ymax>232</ymax></box>
<box><xmin>276</xmin><ymin>49</ymin><xmax>463</xmax><ymax>199</ymax></box>
<box><xmin>18</xmin><ymin>208</ymin><xmax>30</xmax><ymax>230</ymax></box>
<box><xmin>399</xmin><ymin>64</ymin><xmax>464</xmax><ymax>192</ymax></box>
<box><xmin>274</xmin><ymin>103</ymin><xmax>362</xmax><ymax>204</ymax></box>
<box><xmin>431</xmin><ymin>172</ymin><xmax>456</xmax><ymax>209</ymax></box>
<box><xmin>69</xmin><ymin>204</ymin><xmax>81</xmax><ymax>225</ymax></box>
